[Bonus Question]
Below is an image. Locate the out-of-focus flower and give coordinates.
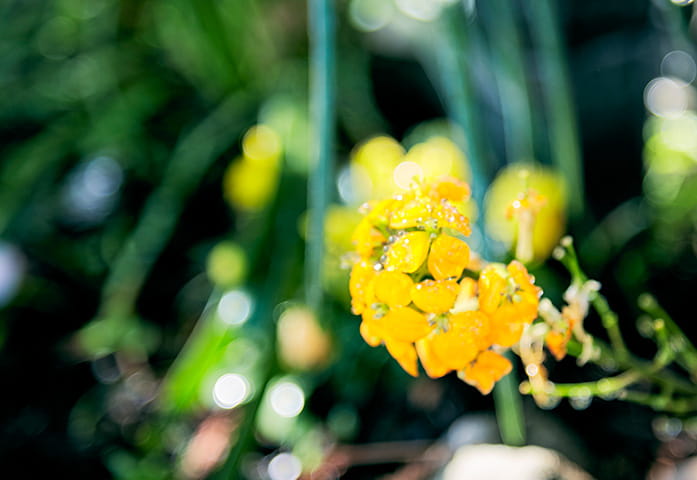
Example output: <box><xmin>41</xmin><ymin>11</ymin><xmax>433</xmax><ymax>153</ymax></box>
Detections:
<box><xmin>485</xmin><ymin>164</ymin><xmax>566</xmax><ymax>263</ymax></box>
<box><xmin>277</xmin><ymin>305</ymin><xmax>333</xmax><ymax>371</ymax></box>
<box><xmin>347</xmin><ymin>135</ymin><xmax>472</xmax><ymax>205</ymax></box>
<box><xmin>347</xmin><ymin>178</ymin><xmax>543</xmax><ymax>394</ymax></box>
<box><xmin>223</xmin><ymin>125</ymin><xmax>282</xmax><ymax>212</ymax></box>
<box><xmin>206</xmin><ymin>241</ymin><xmax>247</xmax><ymax>288</ymax></box>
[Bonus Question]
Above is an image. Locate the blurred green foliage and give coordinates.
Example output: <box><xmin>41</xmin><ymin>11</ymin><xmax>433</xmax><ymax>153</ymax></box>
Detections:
<box><xmin>1</xmin><ymin>0</ymin><xmax>697</xmax><ymax>479</ymax></box>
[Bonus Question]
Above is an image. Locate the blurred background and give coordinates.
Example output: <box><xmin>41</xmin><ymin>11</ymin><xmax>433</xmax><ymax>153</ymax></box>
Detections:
<box><xmin>1</xmin><ymin>0</ymin><xmax>697</xmax><ymax>479</ymax></box>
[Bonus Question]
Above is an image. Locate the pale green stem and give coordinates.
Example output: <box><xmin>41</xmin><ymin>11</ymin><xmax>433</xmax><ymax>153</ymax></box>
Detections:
<box><xmin>526</xmin><ymin>0</ymin><xmax>585</xmax><ymax>216</ymax></box>
<box><xmin>485</xmin><ymin>0</ymin><xmax>535</xmax><ymax>164</ymax></box>
<box><xmin>494</xmin><ymin>353</ymin><xmax>526</xmax><ymax>446</ymax></box>
<box><xmin>306</xmin><ymin>0</ymin><xmax>335</xmax><ymax>316</ymax></box>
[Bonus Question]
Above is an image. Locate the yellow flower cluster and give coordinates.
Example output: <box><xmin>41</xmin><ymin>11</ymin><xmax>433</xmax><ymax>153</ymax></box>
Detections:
<box><xmin>349</xmin><ymin>178</ymin><xmax>542</xmax><ymax>394</ymax></box>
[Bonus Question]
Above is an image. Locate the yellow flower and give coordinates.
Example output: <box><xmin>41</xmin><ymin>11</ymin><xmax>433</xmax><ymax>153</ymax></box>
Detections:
<box><xmin>485</xmin><ymin>164</ymin><xmax>567</xmax><ymax>263</ymax></box>
<box><xmin>410</xmin><ymin>279</ymin><xmax>459</xmax><ymax>314</ymax></box>
<box><xmin>545</xmin><ymin>328</ymin><xmax>572</xmax><ymax>361</ymax></box>
<box><xmin>352</xmin><ymin>217</ymin><xmax>387</xmax><ymax>258</ymax></box>
<box><xmin>383</xmin><ymin>231</ymin><xmax>431</xmax><ymax>273</ymax></box>
<box><xmin>373</xmin><ymin>271</ymin><xmax>413</xmax><ymax>308</ymax></box>
<box><xmin>349</xmin><ymin>260</ymin><xmax>376</xmax><ymax>315</ymax></box>
<box><xmin>479</xmin><ymin>261</ymin><xmax>541</xmax><ymax>347</ymax></box>
<box><xmin>458</xmin><ymin>350</ymin><xmax>512</xmax><ymax>395</ymax></box>
<box><xmin>428</xmin><ymin>176</ymin><xmax>471</xmax><ymax>203</ymax></box>
<box><xmin>427</xmin><ymin>234</ymin><xmax>470</xmax><ymax>280</ymax></box>
<box><xmin>416</xmin><ymin>311</ymin><xmax>490</xmax><ymax>377</ymax></box>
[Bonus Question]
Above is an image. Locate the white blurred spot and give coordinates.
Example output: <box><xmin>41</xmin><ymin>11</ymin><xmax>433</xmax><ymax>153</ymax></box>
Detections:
<box><xmin>269</xmin><ymin>381</ymin><xmax>305</xmax><ymax>418</ymax></box>
<box><xmin>393</xmin><ymin>161</ymin><xmax>423</xmax><ymax>190</ymax></box>
<box><xmin>62</xmin><ymin>156</ymin><xmax>123</xmax><ymax>226</ymax></box>
<box><xmin>0</xmin><ymin>243</ymin><xmax>25</xmax><ymax>307</ymax></box>
<box><xmin>336</xmin><ymin>165</ymin><xmax>353</xmax><ymax>204</ymax></box>
<box><xmin>267</xmin><ymin>452</ymin><xmax>302</xmax><ymax>480</ymax></box>
<box><xmin>670</xmin><ymin>0</ymin><xmax>694</xmax><ymax>5</ymax></box>
<box><xmin>213</xmin><ymin>373</ymin><xmax>250</xmax><ymax>409</ymax></box>
<box><xmin>395</xmin><ymin>0</ymin><xmax>442</xmax><ymax>22</ymax></box>
<box><xmin>644</xmin><ymin>77</ymin><xmax>689</xmax><ymax>118</ymax></box>
<box><xmin>524</xmin><ymin>364</ymin><xmax>539</xmax><ymax>377</ymax></box>
<box><xmin>661</xmin><ymin>50</ymin><xmax>697</xmax><ymax>85</ymax></box>
<box><xmin>217</xmin><ymin>290</ymin><xmax>253</xmax><ymax>326</ymax></box>
<box><xmin>658</xmin><ymin>113</ymin><xmax>697</xmax><ymax>155</ymax></box>
<box><xmin>349</xmin><ymin>0</ymin><xmax>395</xmax><ymax>32</ymax></box>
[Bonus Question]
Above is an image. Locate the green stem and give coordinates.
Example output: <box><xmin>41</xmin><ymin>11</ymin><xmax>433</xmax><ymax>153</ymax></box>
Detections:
<box><xmin>526</xmin><ymin>0</ymin><xmax>585</xmax><ymax>216</ymax></box>
<box><xmin>493</xmin><ymin>352</ymin><xmax>526</xmax><ymax>446</ymax></box>
<box><xmin>484</xmin><ymin>0</ymin><xmax>535</xmax><ymax>164</ymax></box>
<box><xmin>557</xmin><ymin>237</ymin><xmax>629</xmax><ymax>360</ymax></box>
<box><xmin>620</xmin><ymin>390</ymin><xmax>697</xmax><ymax>415</ymax></box>
<box><xmin>306</xmin><ymin>0</ymin><xmax>335</xmax><ymax>316</ymax></box>
<box><xmin>97</xmin><ymin>96</ymin><xmax>250</xmax><ymax>319</ymax></box>
<box><xmin>434</xmin><ymin>7</ymin><xmax>491</xmax><ymax>255</ymax></box>
<box><xmin>213</xmin><ymin>171</ymin><xmax>307</xmax><ymax>479</ymax></box>
<box><xmin>639</xmin><ymin>293</ymin><xmax>697</xmax><ymax>376</ymax></box>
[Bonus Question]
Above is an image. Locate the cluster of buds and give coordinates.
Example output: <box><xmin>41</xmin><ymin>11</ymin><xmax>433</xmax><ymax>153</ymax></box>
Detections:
<box><xmin>348</xmin><ymin>177</ymin><xmax>542</xmax><ymax>394</ymax></box>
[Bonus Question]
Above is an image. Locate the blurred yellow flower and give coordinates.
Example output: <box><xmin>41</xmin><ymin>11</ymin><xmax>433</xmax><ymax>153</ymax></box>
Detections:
<box><xmin>223</xmin><ymin>124</ymin><xmax>282</xmax><ymax>212</ymax></box>
<box><xmin>277</xmin><ymin>305</ymin><xmax>332</xmax><ymax>371</ymax></box>
<box><xmin>485</xmin><ymin>164</ymin><xmax>566</xmax><ymax>263</ymax></box>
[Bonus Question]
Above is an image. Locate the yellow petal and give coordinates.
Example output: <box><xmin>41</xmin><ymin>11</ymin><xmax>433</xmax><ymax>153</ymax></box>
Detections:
<box><xmin>458</xmin><ymin>350</ymin><xmax>512</xmax><ymax>395</ymax></box>
<box><xmin>428</xmin><ymin>234</ymin><xmax>470</xmax><ymax>280</ymax></box>
<box><xmin>380</xmin><ymin>307</ymin><xmax>432</xmax><ymax>342</ymax></box>
<box><xmin>389</xmin><ymin>199</ymin><xmax>431</xmax><ymax>229</ymax></box>
<box><xmin>431</xmin><ymin>311</ymin><xmax>490</xmax><ymax>370</ymax></box>
<box><xmin>352</xmin><ymin>218</ymin><xmax>386</xmax><ymax>258</ymax></box>
<box><xmin>477</xmin><ymin>264</ymin><xmax>507</xmax><ymax>315</ymax></box>
<box><xmin>489</xmin><ymin>309</ymin><xmax>527</xmax><ymax>347</ymax></box>
<box><xmin>374</xmin><ymin>271</ymin><xmax>413</xmax><ymax>308</ymax></box>
<box><xmin>384</xmin><ymin>231</ymin><xmax>430</xmax><ymax>274</ymax></box>
<box><xmin>360</xmin><ymin>319</ymin><xmax>383</xmax><ymax>347</ymax></box>
<box><xmin>411</xmin><ymin>279</ymin><xmax>459</xmax><ymax>314</ymax></box>
<box><xmin>507</xmin><ymin>260</ymin><xmax>542</xmax><ymax>300</ymax></box>
<box><xmin>428</xmin><ymin>177</ymin><xmax>471</xmax><ymax>203</ymax></box>
<box><xmin>416</xmin><ymin>336</ymin><xmax>451</xmax><ymax>378</ymax></box>
<box><xmin>385</xmin><ymin>339</ymin><xmax>418</xmax><ymax>377</ymax></box>
<box><xmin>449</xmin><ymin>311</ymin><xmax>492</xmax><ymax>351</ymax></box>
<box><xmin>349</xmin><ymin>260</ymin><xmax>376</xmax><ymax>315</ymax></box>
<box><xmin>546</xmin><ymin>329</ymin><xmax>571</xmax><ymax>361</ymax></box>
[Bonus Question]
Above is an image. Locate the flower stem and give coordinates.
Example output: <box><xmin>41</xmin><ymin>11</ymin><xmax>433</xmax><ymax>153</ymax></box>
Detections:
<box><xmin>306</xmin><ymin>0</ymin><xmax>335</xmax><ymax>316</ymax></box>
<box><xmin>525</xmin><ymin>0</ymin><xmax>585</xmax><ymax>216</ymax></box>
<box><xmin>493</xmin><ymin>352</ymin><xmax>526</xmax><ymax>446</ymax></box>
<box><xmin>483</xmin><ymin>0</ymin><xmax>535</xmax><ymax>164</ymax></box>
<box><xmin>557</xmin><ymin>237</ymin><xmax>628</xmax><ymax>361</ymax></box>
<box><xmin>434</xmin><ymin>7</ymin><xmax>492</xmax><ymax>257</ymax></box>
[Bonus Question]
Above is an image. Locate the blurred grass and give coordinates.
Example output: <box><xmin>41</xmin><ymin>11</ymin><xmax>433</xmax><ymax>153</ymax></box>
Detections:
<box><xmin>0</xmin><ymin>1</ymin><xmax>696</xmax><ymax>479</ymax></box>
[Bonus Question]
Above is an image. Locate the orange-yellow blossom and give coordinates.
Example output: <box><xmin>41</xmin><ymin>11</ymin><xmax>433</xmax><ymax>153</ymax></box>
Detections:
<box><xmin>458</xmin><ymin>350</ymin><xmax>513</xmax><ymax>395</ymax></box>
<box><xmin>479</xmin><ymin>261</ymin><xmax>541</xmax><ymax>347</ymax></box>
<box><xmin>416</xmin><ymin>311</ymin><xmax>490</xmax><ymax>378</ymax></box>
<box><xmin>428</xmin><ymin>234</ymin><xmax>470</xmax><ymax>281</ymax></box>
<box><xmin>410</xmin><ymin>279</ymin><xmax>459</xmax><ymax>313</ymax></box>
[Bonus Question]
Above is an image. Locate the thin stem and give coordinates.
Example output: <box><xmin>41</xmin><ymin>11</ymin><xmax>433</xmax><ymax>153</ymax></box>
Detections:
<box><xmin>306</xmin><ymin>0</ymin><xmax>335</xmax><ymax>316</ymax></box>
<box><xmin>525</xmin><ymin>0</ymin><xmax>585</xmax><ymax>216</ymax></box>
<box><xmin>620</xmin><ymin>390</ymin><xmax>697</xmax><ymax>415</ymax></box>
<box><xmin>557</xmin><ymin>238</ymin><xmax>629</xmax><ymax>360</ymax></box>
<box><xmin>434</xmin><ymin>7</ymin><xmax>491</xmax><ymax>256</ymax></box>
<box><xmin>484</xmin><ymin>0</ymin><xmax>535</xmax><ymax>164</ymax></box>
<box><xmin>494</xmin><ymin>354</ymin><xmax>526</xmax><ymax>446</ymax></box>
<box><xmin>639</xmin><ymin>293</ymin><xmax>697</xmax><ymax>376</ymax></box>
<box><xmin>97</xmin><ymin>96</ymin><xmax>250</xmax><ymax>321</ymax></box>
